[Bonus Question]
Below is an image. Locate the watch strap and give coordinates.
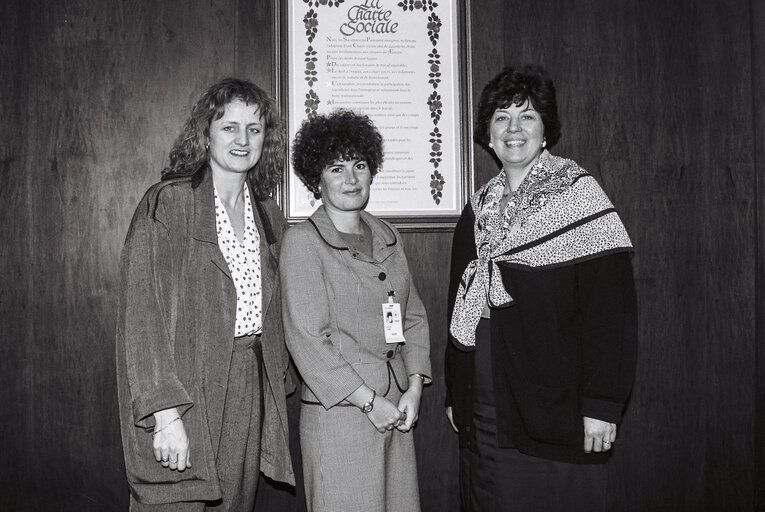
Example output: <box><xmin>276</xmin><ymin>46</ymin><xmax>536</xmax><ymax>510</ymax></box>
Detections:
<box><xmin>361</xmin><ymin>389</ymin><xmax>376</xmax><ymax>414</ymax></box>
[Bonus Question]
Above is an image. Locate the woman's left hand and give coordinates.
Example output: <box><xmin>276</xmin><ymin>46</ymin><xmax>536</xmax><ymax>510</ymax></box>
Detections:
<box><xmin>152</xmin><ymin>408</ymin><xmax>191</xmax><ymax>471</ymax></box>
<box><xmin>583</xmin><ymin>416</ymin><xmax>616</xmax><ymax>453</ymax></box>
<box><xmin>396</xmin><ymin>376</ymin><xmax>424</xmax><ymax>432</ymax></box>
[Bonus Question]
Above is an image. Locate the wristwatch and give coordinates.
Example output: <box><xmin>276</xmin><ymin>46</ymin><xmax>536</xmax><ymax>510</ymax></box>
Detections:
<box><xmin>361</xmin><ymin>389</ymin><xmax>376</xmax><ymax>414</ymax></box>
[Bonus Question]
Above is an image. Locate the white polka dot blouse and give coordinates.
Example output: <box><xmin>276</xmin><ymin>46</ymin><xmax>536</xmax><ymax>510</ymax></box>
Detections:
<box><xmin>214</xmin><ymin>182</ymin><xmax>263</xmax><ymax>337</ymax></box>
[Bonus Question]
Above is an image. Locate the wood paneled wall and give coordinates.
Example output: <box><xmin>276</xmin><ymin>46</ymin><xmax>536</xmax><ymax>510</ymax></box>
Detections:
<box><xmin>0</xmin><ymin>0</ymin><xmax>762</xmax><ymax>510</ymax></box>
<box><xmin>0</xmin><ymin>1</ymin><xmax>32</xmax><ymax>508</ymax></box>
<box><xmin>753</xmin><ymin>0</ymin><xmax>765</xmax><ymax>510</ymax></box>
<box><xmin>498</xmin><ymin>1</ymin><xmax>758</xmax><ymax>510</ymax></box>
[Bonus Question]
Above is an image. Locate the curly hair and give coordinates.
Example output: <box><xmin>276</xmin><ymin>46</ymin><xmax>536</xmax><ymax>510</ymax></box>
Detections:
<box><xmin>291</xmin><ymin>110</ymin><xmax>384</xmax><ymax>199</ymax></box>
<box><xmin>161</xmin><ymin>77</ymin><xmax>284</xmax><ymax>199</ymax></box>
<box><xmin>474</xmin><ymin>65</ymin><xmax>561</xmax><ymax>154</ymax></box>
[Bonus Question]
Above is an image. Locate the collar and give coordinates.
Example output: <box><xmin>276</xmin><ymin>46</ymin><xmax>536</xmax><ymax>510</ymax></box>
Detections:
<box><xmin>193</xmin><ymin>169</ymin><xmax>271</xmax><ymax>245</ymax></box>
<box><xmin>213</xmin><ymin>181</ymin><xmax>256</xmax><ymax>244</ymax></box>
<box><xmin>307</xmin><ymin>206</ymin><xmax>398</xmax><ymax>262</ymax></box>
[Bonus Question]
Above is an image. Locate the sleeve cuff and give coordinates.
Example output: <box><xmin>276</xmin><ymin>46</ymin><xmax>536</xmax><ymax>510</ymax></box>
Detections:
<box><xmin>132</xmin><ymin>380</ymin><xmax>193</xmax><ymax>428</ymax></box>
<box><xmin>580</xmin><ymin>397</ymin><xmax>625</xmax><ymax>424</ymax></box>
<box><xmin>312</xmin><ymin>372</ymin><xmax>365</xmax><ymax>410</ymax></box>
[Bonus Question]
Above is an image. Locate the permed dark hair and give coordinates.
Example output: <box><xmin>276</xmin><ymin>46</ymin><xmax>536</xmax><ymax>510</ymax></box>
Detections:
<box><xmin>474</xmin><ymin>65</ymin><xmax>561</xmax><ymax>154</ymax></box>
<box><xmin>291</xmin><ymin>110</ymin><xmax>384</xmax><ymax>200</ymax></box>
<box><xmin>161</xmin><ymin>77</ymin><xmax>284</xmax><ymax>199</ymax></box>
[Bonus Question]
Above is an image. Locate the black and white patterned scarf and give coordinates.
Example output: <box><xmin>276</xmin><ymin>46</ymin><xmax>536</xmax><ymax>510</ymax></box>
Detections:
<box><xmin>450</xmin><ymin>151</ymin><xmax>633</xmax><ymax>348</ymax></box>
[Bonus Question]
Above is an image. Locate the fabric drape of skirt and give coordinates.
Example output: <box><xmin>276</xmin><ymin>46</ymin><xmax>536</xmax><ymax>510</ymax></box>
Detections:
<box><xmin>130</xmin><ymin>334</ymin><xmax>264</xmax><ymax>512</ymax></box>
<box><xmin>300</xmin><ymin>361</ymin><xmax>420</xmax><ymax>512</ymax></box>
<box><xmin>459</xmin><ymin>319</ymin><xmax>606</xmax><ymax>512</ymax></box>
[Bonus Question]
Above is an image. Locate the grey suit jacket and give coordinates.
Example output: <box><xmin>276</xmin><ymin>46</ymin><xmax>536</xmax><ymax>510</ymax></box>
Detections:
<box><xmin>280</xmin><ymin>206</ymin><xmax>431</xmax><ymax>408</ymax></box>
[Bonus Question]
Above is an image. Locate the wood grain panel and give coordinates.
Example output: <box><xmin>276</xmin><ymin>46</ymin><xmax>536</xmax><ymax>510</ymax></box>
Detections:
<box><xmin>502</xmin><ymin>0</ymin><xmax>756</xmax><ymax>509</ymax></box>
<box><xmin>753</xmin><ymin>0</ymin><xmax>765</xmax><ymax>509</ymax></box>
<box><xmin>0</xmin><ymin>0</ymin><xmax>33</xmax><ymax>509</ymax></box>
<box><xmin>401</xmin><ymin>231</ymin><xmax>458</xmax><ymax>512</ymax></box>
<box><xmin>236</xmin><ymin>0</ymin><xmax>278</xmax><ymax>95</ymax></box>
<box><xmin>470</xmin><ymin>0</ymin><xmax>505</xmax><ymax>187</ymax></box>
<box><xmin>20</xmin><ymin>0</ymin><xmax>240</xmax><ymax>509</ymax></box>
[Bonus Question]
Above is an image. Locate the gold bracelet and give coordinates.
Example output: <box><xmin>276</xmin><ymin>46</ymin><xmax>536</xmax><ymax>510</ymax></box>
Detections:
<box><xmin>152</xmin><ymin>416</ymin><xmax>181</xmax><ymax>438</ymax></box>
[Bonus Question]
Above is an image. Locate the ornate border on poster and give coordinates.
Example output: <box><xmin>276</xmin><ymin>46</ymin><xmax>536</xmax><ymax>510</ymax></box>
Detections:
<box><xmin>275</xmin><ymin>0</ymin><xmax>473</xmax><ymax>232</ymax></box>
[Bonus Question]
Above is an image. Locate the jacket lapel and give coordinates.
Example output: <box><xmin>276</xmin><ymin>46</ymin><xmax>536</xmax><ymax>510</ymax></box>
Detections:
<box><xmin>251</xmin><ymin>191</ymin><xmax>277</xmax><ymax>317</ymax></box>
<box><xmin>192</xmin><ymin>170</ymin><xmax>232</xmax><ymax>280</ymax></box>
<box><xmin>362</xmin><ymin>210</ymin><xmax>397</xmax><ymax>263</ymax></box>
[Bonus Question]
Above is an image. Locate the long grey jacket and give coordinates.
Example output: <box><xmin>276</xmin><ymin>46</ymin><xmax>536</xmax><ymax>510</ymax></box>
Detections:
<box><xmin>116</xmin><ymin>170</ymin><xmax>294</xmax><ymax>504</ymax></box>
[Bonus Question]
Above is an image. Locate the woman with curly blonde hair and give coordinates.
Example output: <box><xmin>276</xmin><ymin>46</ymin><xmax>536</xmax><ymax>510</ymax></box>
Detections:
<box><xmin>116</xmin><ymin>78</ymin><xmax>294</xmax><ymax>511</ymax></box>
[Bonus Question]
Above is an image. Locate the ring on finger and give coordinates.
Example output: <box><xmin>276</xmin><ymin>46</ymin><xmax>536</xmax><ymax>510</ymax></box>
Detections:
<box><xmin>386</xmin><ymin>425</ymin><xmax>394</xmax><ymax>431</ymax></box>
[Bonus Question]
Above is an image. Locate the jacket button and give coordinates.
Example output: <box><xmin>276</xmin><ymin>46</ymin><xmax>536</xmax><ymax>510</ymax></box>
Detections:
<box><xmin>378</xmin><ymin>272</ymin><xmax>386</xmax><ymax>280</ymax></box>
<box><xmin>465</xmin><ymin>425</ymin><xmax>471</xmax><ymax>432</ymax></box>
<box><xmin>386</xmin><ymin>350</ymin><xmax>394</xmax><ymax>358</ymax></box>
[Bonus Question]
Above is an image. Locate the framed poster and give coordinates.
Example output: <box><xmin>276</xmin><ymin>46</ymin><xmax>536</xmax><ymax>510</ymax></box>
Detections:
<box><xmin>276</xmin><ymin>0</ymin><xmax>473</xmax><ymax>231</ymax></box>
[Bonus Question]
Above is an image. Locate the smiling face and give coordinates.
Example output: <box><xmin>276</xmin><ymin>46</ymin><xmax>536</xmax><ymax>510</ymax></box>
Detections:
<box><xmin>488</xmin><ymin>99</ymin><xmax>545</xmax><ymax>173</ymax></box>
<box><xmin>207</xmin><ymin>99</ymin><xmax>265</xmax><ymax>178</ymax></box>
<box><xmin>319</xmin><ymin>158</ymin><xmax>372</xmax><ymax>214</ymax></box>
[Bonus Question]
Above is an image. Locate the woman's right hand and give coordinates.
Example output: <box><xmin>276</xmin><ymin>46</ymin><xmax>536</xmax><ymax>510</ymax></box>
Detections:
<box><xmin>152</xmin><ymin>408</ymin><xmax>191</xmax><ymax>472</ymax></box>
<box><xmin>366</xmin><ymin>395</ymin><xmax>404</xmax><ymax>434</ymax></box>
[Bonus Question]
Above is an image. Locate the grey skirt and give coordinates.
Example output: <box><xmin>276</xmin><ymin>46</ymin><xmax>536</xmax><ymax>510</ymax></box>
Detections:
<box><xmin>300</xmin><ymin>360</ymin><xmax>421</xmax><ymax>512</ymax></box>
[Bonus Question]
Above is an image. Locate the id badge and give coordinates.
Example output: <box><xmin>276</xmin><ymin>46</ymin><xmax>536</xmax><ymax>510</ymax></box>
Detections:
<box><xmin>382</xmin><ymin>302</ymin><xmax>406</xmax><ymax>344</ymax></box>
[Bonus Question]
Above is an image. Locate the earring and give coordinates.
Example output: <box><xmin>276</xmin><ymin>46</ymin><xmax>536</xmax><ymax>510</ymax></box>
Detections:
<box><xmin>205</xmin><ymin>142</ymin><xmax>210</xmax><ymax>151</ymax></box>
<box><xmin>541</xmin><ymin>138</ymin><xmax>547</xmax><ymax>148</ymax></box>
<box><xmin>488</xmin><ymin>142</ymin><xmax>494</xmax><ymax>149</ymax></box>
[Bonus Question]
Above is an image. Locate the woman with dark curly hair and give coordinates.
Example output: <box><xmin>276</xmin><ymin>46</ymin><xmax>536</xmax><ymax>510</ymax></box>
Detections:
<box><xmin>445</xmin><ymin>65</ymin><xmax>637</xmax><ymax>511</ymax></box>
<box><xmin>116</xmin><ymin>78</ymin><xmax>294</xmax><ymax>511</ymax></box>
<box><xmin>280</xmin><ymin>110</ymin><xmax>431</xmax><ymax>511</ymax></box>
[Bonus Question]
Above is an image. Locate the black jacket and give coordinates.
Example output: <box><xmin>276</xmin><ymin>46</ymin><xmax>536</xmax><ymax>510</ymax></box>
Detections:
<box><xmin>445</xmin><ymin>202</ymin><xmax>637</xmax><ymax>464</ymax></box>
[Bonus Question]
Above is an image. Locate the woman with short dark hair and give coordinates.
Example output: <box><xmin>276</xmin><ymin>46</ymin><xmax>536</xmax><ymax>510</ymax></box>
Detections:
<box><xmin>445</xmin><ymin>65</ymin><xmax>637</xmax><ymax>511</ymax></box>
<box><xmin>281</xmin><ymin>110</ymin><xmax>431</xmax><ymax>512</ymax></box>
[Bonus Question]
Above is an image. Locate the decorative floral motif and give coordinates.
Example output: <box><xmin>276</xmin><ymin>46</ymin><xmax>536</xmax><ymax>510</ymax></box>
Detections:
<box><xmin>304</xmin><ymin>0</ymin><xmax>345</xmax><ymax>7</ymax></box>
<box><xmin>430</xmin><ymin>170</ymin><xmax>445</xmax><ymax>204</ymax></box>
<box><xmin>304</xmin><ymin>46</ymin><xmax>318</xmax><ymax>87</ymax></box>
<box><xmin>304</xmin><ymin>9</ymin><xmax>318</xmax><ymax>42</ymax></box>
<box><xmin>427</xmin><ymin>12</ymin><xmax>441</xmax><ymax>45</ymax></box>
<box><xmin>427</xmin><ymin>91</ymin><xmax>442</xmax><ymax>124</ymax></box>
<box><xmin>304</xmin><ymin>90</ymin><xmax>320</xmax><ymax>117</ymax></box>
<box><xmin>429</xmin><ymin>128</ymin><xmax>442</xmax><ymax>169</ymax></box>
<box><xmin>299</xmin><ymin>1</ymin><xmax>345</xmax><ymax>130</ymax></box>
<box><xmin>397</xmin><ymin>0</ymin><xmax>437</xmax><ymax>11</ymax></box>
<box><xmin>427</xmin><ymin>49</ymin><xmax>441</xmax><ymax>86</ymax></box>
